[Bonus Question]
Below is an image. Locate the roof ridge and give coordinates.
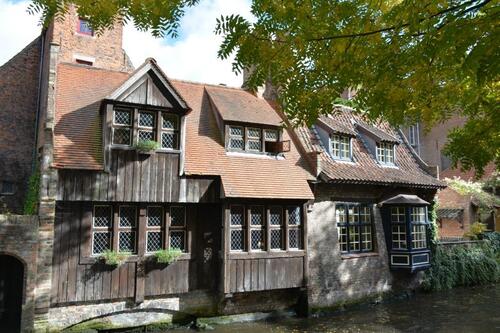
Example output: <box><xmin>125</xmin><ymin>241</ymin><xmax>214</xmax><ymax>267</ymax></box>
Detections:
<box><xmin>172</xmin><ymin>78</ymin><xmax>244</xmax><ymax>91</ymax></box>
<box><xmin>0</xmin><ymin>36</ymin><xmax>41</xmax><ymax>70</ymax></box>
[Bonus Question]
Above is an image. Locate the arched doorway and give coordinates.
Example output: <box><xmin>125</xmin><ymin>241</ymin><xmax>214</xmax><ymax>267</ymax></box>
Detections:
<box><xmin>0</xmin><ymin>255</ymin><xmax>24</xmax><ymax>333</ymax></box>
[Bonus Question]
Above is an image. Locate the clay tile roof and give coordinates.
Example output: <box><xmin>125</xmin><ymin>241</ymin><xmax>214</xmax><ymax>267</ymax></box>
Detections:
<box><xmin>317</xmin><ymin>114</ymin><xmax>357</xmax><ymax>136</ymax></box>
<box><xmin>440</xmin><ymin>162</ymin><xmax>497</xmax><ymax>181</ymax></box>
<box><xmin>205</xmin><ymin>86</ymin><xmax>283</xmax><ymax>127</ymax></box>
<box><xmin>295</xmin><ymin>109</ymin><xmax>445</xmax><ymax>189</ymax></box>
<box><xmin>54</xmin><ymin>63</ymin><xmax>129</xmax><ymax>170</ymax></box>
<box><xmin>355</xmin><ymin>119</ymin><xmax>400</xmax><ymax>143</ymax></box>
<box><xmin>379</xmin><ymin>194</ymin><xmax>430</xmax><ymax>205</ymax></box>
<box><xmin>436</xmin><ymin>208</ymin><xmax>464</xmax><ymax>220</ymax></box>
<box><xmin>173</xmin><ymin>81</ymin><xmax>314</xmax><ymax>199</ymax></box>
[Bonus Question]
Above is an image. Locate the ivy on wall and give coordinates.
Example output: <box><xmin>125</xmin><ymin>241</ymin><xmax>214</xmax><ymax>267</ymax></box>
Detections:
<box><xmin>23</xmin><ymin>167</ymin><xmax>40</xmax><ymax>215</ymax></box>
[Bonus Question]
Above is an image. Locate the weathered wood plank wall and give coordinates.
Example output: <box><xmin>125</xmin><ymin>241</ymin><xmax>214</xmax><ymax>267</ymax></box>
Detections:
<box><xmin>57</xmin><ymin>149</ymin><xmax>218</xmax><ymax>203</ymax></box>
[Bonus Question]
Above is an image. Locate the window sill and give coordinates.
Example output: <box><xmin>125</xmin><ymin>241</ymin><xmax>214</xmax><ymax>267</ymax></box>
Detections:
<box><xmin>80</xmin><ymin>253</ymin><xmax>191</xmax><ymax>265</ymax></box>
<box><xmin>341</xmin><ymin>252</ymin><xmax>379</xmax><ymax>260</ymax></box>
<box><xmin>229</xmin><ymin>250</ymin><xmax>305</xmax><ymax>260</ymax></box>
<box><xmin>110</xmin><ymin>146</ymin><xmax>181</xmax><ymax>154</ymax></box>
<box><xmin>226</xmin><ymin>151</ymin><xmax>285</xmax><ymax>160</ymax></box>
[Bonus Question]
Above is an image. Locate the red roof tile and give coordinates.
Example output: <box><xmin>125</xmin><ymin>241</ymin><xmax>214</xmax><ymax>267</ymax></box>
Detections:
<box><xmin>440</xmin><ymin>163</ymin><xmax>497</xmax><ymax>181</ymax></box>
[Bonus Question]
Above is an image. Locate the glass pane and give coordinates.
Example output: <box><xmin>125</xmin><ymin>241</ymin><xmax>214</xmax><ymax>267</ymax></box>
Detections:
<box><xmin>360</xmin><ymin>206</ymin><xmax>371</xmax><ymax>223</ymax></box>
<box><xmin>361</xmin><ymin>225</ymin><xmax>372</xmax><ymax>251</ymax></box>
<box><xmin>93</xmin><ymin>206</ymin><xmax>111</xmax><ymax>228</ymax></box>
<box><xmin>391</xmin><ymin>207</ymin><xmax>405</xmax><ymax>223</ymax></box>
<box><xmin>251</xmin><ymin>229</ymin><xmax>265</xmax><ymax>250</ymax></box>
<box><xmin>264</xmin><ymin>130</ymin><xmax>278</xmax><ymax>142</ymax></box>
<box><xmin>229</xmin><ymin>138</ymin><xmax>244</xmax><ymax>150</ymax></box>
<box><xmin>170</xmin><ymin>206</ymin><xmax>185</xmax><ymax>227</ymax></box>
<box><xmin>349</xmin><ymin>205</ymin><xmax>359</xmax><ymax>224</ymax></box>
<box><xmin>250</xmin><ymin>206</ymin><xmax>263</xmax><ymax>225</ymax></box>
<box><xmin>113</xmin><ymin>128</ymin><xmax>131</xmax><ymax>145</ymax></box>
<box><xmin>79</xmin><ymin>19</ymin><xmax>93</xmax><ymax>35</ymax></box>
<box><xmin>138</xmin><ymin>130</ymin><xmax>154</xmax><ymax>142</ymax></box>
<box><xmin>289</xmin><ymin>228</ymin><xmax>301</xmax><ymax>249</ymax></box>
<box><xmin>336</xmin><ymin>205</ymin><xmax>346</xmax><ymax>223</ymax></box>
<box><xmin>288</xmin><ymin>206</ymin><xmax>301</xmax><ymax>225</ymax></box>
<box><xmin>114</xmin><ymin>109</ymin><xmax>131</xmax><ymax>125</ymax></box>
<box><xmin>230</xmin><ymin>229</ymin><xmax>244</xmax><ymax>251</ymax></box>
<box><xmin>161</xmin><ymin>132</ymin><xmax>178</xmax><ymax>149</ymax></box>
<box><xmin>162</xmin><ymin>113</ymin><xmax>178</xmax><ymax>129</ymax></box>
<box><xmin>170</xmin><ymin>231</ymin><xmax>185</xmax><ymax>251</ymax></box>
<box><xmin>348</xmin><ymin>226</ymin><xmax>360</xmax><ymax>251</ymax></box>
<box><xmin>338</xmin><ymin>226</ymin><xmax>348</xmax><ymax>252</ymax></box>
<box><xmin>247</xmin><ymin>139</ymin><xmax>262</xmax><ymax>151</ymax></box>
<box><xmin>92</xmin><ymin>232</ymin><xmax>110</xmax><ymax>254</ymax></box>
<box><xmin>229</xmin><ymin>126</ymin><xmax>243</xmax><ymax>136</ymax></box>
<box><xmin>230</xmin><ymin>206</ymin><xmax>244</xmax><ymax>226</ymax></box>
<box><xmin>392</xmin><ymin>224</ymin><xmax>407</xmax><ymax>249</ymax></box>
<box><xmin>270</xmin><ymin>229</ymin><xmax>282</xmax><ymax>250</ymax></box>
<box><xmin>269</xmin><ymin>207</ymin><xmax>282</xmax><ymax>225</ymax></box>
<box><xmin>118</xmin><ymin>231</ymin><xmax>136</xmax><ymax>253</ymax></box>
<box><xmin>147</xmin><ymin>206</ymin><xmax>162</xmax><ymax>227</ymax></box>
<box><xmin>411</xmin><ymin>207</ymin><xmax>426</xmax><ymax>223</ymax></box>
<box><xmin>119</xmin><ymin>206</ymin><xmax>136</xmax><ymax>227</ymax></box>
<box><xmin>247</xmin><ymin>128</ymin><xmax>261</xmax><ymax>138</ymax></box>
<box><xmin>139</xmin><ymin>111</ymin><xmax>155</xmax><ymax>127</ymax></box>
<box><xmin>146</xmin><ymin>231</ymin><xmax>162</xmax><ymax>253</ymax></box>
<box><xmin>412</xmin><ymin>225</ymin><xmax>427</xmax><ymax>249</ymax></box>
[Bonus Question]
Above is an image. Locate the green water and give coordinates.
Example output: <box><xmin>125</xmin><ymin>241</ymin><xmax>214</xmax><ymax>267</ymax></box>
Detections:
<box><xmin>174</xmin><ymin>284</ymin><xmax>500</xmax><ymax>333</ymax></box>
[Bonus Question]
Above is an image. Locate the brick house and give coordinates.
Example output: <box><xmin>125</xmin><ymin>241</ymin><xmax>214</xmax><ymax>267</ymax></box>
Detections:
<box><xmin>0</xmin><ymin>8</ymin><xmax>443</xmax><ymax>332</ymax></box>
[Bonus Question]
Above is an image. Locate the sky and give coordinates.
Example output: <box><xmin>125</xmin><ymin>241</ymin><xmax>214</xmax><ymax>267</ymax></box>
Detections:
<box><xmin>0</xmin><ymin>0</ymin><xmax>252</xmax><ymax>87</ymax></box>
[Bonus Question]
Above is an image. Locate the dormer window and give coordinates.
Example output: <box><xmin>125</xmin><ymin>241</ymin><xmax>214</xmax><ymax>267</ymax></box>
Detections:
<box><xmin>77</xmin><ymin>18</ymin><xmax>94</xmax><ymax>36</ymax></box>
<box><xmin>111</xmin><ymin>106</ymin><xmax>180</xmax><ymax>151</ymax></box>
<box><xmin>331</xmin><ymin>135</ymin><xmax>351</xmax><ymax>160</ymax></box>
<box><xmin>226</xmin><ymin>125</ymin><xmax>285</xmax><ymax>154</ymax></box>
<box><xmin>376</xmin><ymin>142</ymin><xmax>395</xmax><ymax>164</ymax></box>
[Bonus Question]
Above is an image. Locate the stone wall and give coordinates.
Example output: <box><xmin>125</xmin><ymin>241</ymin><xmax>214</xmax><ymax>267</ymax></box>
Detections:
<box><xmin>0</xmin><ymin>38</ymin><xmax>41</xmax><ymax>214</ymax></box>
<box><xmin>307</xmin><ymin>184</ymin><xmax>431</xmax><ymax>309</ymax></box>
<box><xmin>49</xmin><ymin>5</ymin><xmax>133</xmax><ymax>72</ymax></box>
<box><xmin>0</xmin><ymin>215</ymin><xmax>39</xmax><ymax>332</ymax></box>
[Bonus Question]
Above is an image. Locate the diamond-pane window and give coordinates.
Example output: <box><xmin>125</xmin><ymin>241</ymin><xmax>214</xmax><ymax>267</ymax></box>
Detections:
<box><xmin>264</xmin><ymin>129</ymin><xmax>278</xmax><ymax>142</ymax></box>
<box><xmin>113</xmin><ymin>128</ymin><xmax>131</xmax><ymax>145</ymax></box>
<box><xmin>114</xmin><ymin>109</ymin><xmax>131</xmax><ymax>125</ymax></box>
<box><xmin>147</xmin><ymin>231</ymin><xmax>162</xmax><ymax>253</ymax></box>
<box><xmin>161</xmin><ymin>132</ymin><xmax>177</xmax><ymax>149</ymax></box>
<box><xmin>139</xmin><ymin>111</ymin><xmax>155</xmax><ymax>127</ymax></box>
<box><xmin>147</xmin><ymin>206</ymin><xmax>163</xmax><ymax>227</ymax></box>
<box><xmin>247</xmin><ymin>128</ymin><xmax>260</xmax><ymax>138</ymax></box>
<box><xmin>170</xmin><ymin>231</ymin><xmax>185</xmax><ymax>251</ymax></box>
<box><xmin>162</xmin><ymin>113</ymin><xmax>178</xmax><ymax>129</ymax></box>
<box><xmin>92</xmin><ymin>231</ymin><xmax>110</xmax><ymax>255</ymax></box>
<box><xmin>250</xmin><ymin>206</ymin><xmax>263</xmax><ymax>225</ymax></box>
<box><xmin>230</xmin><ymin>206</ymin><xmax>244</xmax><ymax>226</ymax></box>
<box><xmin>251</xmin><ymin>230</ymin><xmax>264</xmax><ymax>250</ymax></box>
<box><xmin>138</xmin><ymin>130</ymin><xmax>154</xmax><ymax>142</ymax></box>
<box><xmin>229</xmin><ymin>138</ymin><xmax>244</xmax><ymax>150</ymax></box>
<box><xmin>230</xmin><ymin>230</ymin><xmax>244</xmax><ymax>251</ymax></box>
<box><xmin>119</xmin><ymin>206</ymin><xmax>136</xmax><ymax>227</ymax></box>
<box><xmin>230</xmin><ymin>126</ymin><xmax>243</xmax><ymax>136</ymax></box>
<box><xmin>270</xmin><ymin>229</ymin><xmax>282</xmax><ymax>250</ymax></box>
<box><xmin>289</xmin><ymin>229</ymin><xmax>301</xmax><ymax>249</ymax></box>
<box><xmin>269</xmin><ymin>207</ymin><xmax>282</xmax><ymax>226</ymax></box>
<box><xmin>229</xmin><ymin>126</ymin><xmax>244</xmax><ymax>151</ymax></box>
<box><xmin>94</xmin><ymin>206</ymin><xmax>111</xmax><ymax>227</ymax></box>
<box><xmin>247</xmin><ymin>140</ymin><xmax>261</xmax><ymax>151</ymax></box>
<box><xmin>288</xmin><ymin>206</ymin><xmax>301</xmax><ymax>225</ymax></box>
<box><xmin>170</xmin><ymin>206</ymin><xmax>185</xmax><ymax>227</ymax></box>
<box><xmin>119</xmin><ymin>231</ymin><xmax>136</xmax><ymax>252</ymax></box>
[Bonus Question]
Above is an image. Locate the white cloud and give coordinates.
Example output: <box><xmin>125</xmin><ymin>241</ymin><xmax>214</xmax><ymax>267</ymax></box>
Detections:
<box><xmin>0</xmin><ymin>0</ymin><xmax>41</xmax><ymax>66</ymax></box>
<box><xmin>123</xmin><ymin>0</ymin><xmax>252</xmax><ymax>87</ymax></box>
<box><xmin>0</xmin><ymin>0</ymin><xmax>252</xmax><ymax>87</ymax></box>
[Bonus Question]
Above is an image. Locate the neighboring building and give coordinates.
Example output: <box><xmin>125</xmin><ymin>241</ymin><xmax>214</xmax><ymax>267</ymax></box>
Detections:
<box><xmin>297</xmin><ymin>110</ymin><xmax>444</xmax><ymax>308</ymax></box>
<box><xmin>0</xmin><ymin>8</ymin><xmax>443</xmax><ymax>332</ymax></box>
<box><xmin>436</xmin><ymin>187</ymin><xmax>479</xmax><ymax>239</ymax></box>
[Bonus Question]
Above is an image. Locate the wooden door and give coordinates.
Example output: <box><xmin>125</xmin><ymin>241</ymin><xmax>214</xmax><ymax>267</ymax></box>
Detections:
<box><xmin>0</xmin><ymin>255</ymin><xmax>24</xmax><ymax>333</ymax></box>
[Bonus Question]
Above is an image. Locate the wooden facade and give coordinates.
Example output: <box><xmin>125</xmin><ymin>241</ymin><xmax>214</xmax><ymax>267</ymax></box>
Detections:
<box><xmin>57</xmin><ymin>149</ymin><xmax>218</xmax><ymax>203</ymax></box>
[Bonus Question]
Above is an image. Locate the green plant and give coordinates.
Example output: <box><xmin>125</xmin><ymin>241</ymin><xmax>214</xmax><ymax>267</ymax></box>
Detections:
<box><xmin>154</xmin><ymin>248</ymin><xmax>182</xmax><ymax>264</ymax></box>
<box><xmin>446</xmin><ymin>177</ymin><xmax>500</xmax><ymax>215</ymax></box>
<box><xmin>23</xmin><ymin>167</ymin><xmax>40</xmax><ymax>215</ymax></box>
<box><xmin>465</xmin><ymin>222</ymin><xmax>489</xmax><ymax>240</ymax></box>
<box><xmin>134</xmin><ymin>140</ymin><xmax>160</xmax><ymax>153</ymax></box>
<box><xmin>100</xmin><ymin>250</ymin><xmax>129</xmax><ymax>266</ymax></box>
<box><xmin>422</xmin><ymin>239</ymin><xmax>500</xmax><ymax>291</ymax></box>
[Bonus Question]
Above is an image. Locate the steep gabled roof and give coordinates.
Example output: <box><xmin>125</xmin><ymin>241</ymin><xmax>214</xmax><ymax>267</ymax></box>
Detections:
<box><xmin>295</xmin><ymin>107</ymin><xmax>445</xmax><ymax>189</ymax></box>
<box><xmin>52</xmin><ymin>62</ymin><xmax>314</xmax><ymax>199</ymax></box>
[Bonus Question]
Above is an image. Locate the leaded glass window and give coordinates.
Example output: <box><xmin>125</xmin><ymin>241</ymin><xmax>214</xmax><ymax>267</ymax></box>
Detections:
<box><xmin>112</xmin><ymin>108</ymin><xmax>132</xmax><ymax>145</ymax></box>
<box><xmin>246</xmin><ymin>128</ymin><xmax>262</xmax><ymax>152</ymax></box>
<box><xmin>146</xmin><ymin>206</ymin><xmax>163</xmax><ymax>253</ymax></box>
<box><xmin>92</xmin><ymin>205</ymin><xmax>112</xmax><ymax>255</ymax></box>
<box><xmin>250</xmin><ymin>206</ymin><xmax>265</xmax><ymax>251</ymax></box>
<box><xmin>269</xmin><ymin>206</ymin><xmax>283</xmax><ymax>250</ymax></box>
<box><xmin>230</xmin><ymin>205</ymin><xmax>245</xmax><ymax>251</ymax></box>
<box><xmin>336</xmin><ymin>203</ymin><xmax>374</xmax><ymax>253</ymax></box>
<box><xmin>118</xmin><ymin>206</ymin><xmax>137</xmax><ymax>253</ymax></box>
<box><xmin>228</xmin><ymin>126</ymin><xmax>244</xmax><ymax>151</ymax></box>
<box><xmin>331</xmin><ymin>135</ymin><xmax>351</xmax><ymax>160</ymax></box>
<box><xmin>161</xmin><ymin>113</ymin><xmax>179</xmax><ymax>150</ymax></box>
<box><xmin>287</xmin><ymin>206</ymin><xmax>302</xmax><ymax>249</ymax></box>
<box><xmin>169</xmin><ymin>206</ymin><xmax>186</xmax><ymax>251</ymax></box>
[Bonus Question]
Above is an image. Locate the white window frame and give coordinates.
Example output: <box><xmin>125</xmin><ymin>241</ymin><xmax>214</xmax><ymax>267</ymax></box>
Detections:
<box><xmin>112</xmin><ymin>108</ymin><xmax>133</xmax><ymax>146</ymax></box>
<box><xmin>331</xmin><ymin>135</ymin><xmax>351</xmax><ymax>160</ymax></box>
<box><xmin>376</xmin><ymin>142</ymin><xmax>395</xmax><ymax>165</ymax></box>
<box><xmin>145</xmin><ymin>206</ymin><xmax>163</xmax><ymax>254</ymax></box>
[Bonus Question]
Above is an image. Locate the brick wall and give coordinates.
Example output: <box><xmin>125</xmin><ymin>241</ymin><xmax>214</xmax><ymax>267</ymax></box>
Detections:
<box><xmin>436</xmin><ymin>187</ymin><xmax>476</xmax><ymax>238</ymax></box>
<box><xmin>307</xmin><ymin>184</ymin><xmax>432</xmax><ymax>309</ymax></box>
<box><xmin>0</xmin><ymin>38</ymin><xmax>41</xmax><ymax>214</ymax></box>
<box><xmin>0</xmin><ymin>215</ymin><xmax>39</xmax><ymax>332</ymax></box>
<box><xmin>49</xmin><ymin>6</ymin><xmax>133</xmax><ymax>72</ymax></box>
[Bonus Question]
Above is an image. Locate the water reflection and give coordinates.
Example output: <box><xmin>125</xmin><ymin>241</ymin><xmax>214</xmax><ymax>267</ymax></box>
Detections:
<box><xmin>172</xmin><ymin>284</ymin><xmax>500</xmax><ymax>333</ymax></box>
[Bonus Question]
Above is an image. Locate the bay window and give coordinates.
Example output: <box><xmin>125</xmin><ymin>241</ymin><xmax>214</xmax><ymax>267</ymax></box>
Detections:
<box><xmin>391</xmin><ymin>207</ymin><xmax>407</xmax><ymax>250</ymax></box>
<box><xmin>411</xmin><ymin>207</ymin><xmax>427</xmax><ymax>249</ymax></box>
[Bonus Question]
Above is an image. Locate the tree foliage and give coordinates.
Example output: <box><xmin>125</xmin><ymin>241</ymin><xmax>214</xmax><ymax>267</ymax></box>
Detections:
<box><xmin>29</xmin><ymin>0</ymin><xmax>500</xmax><ymax>174</ymax></box>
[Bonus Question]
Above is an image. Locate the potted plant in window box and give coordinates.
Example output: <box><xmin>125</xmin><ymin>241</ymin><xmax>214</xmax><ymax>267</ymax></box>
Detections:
<box><xmin>134</xmin><ymin>140</ymin><xmax>160</xmax><ymax>156</ymax></box>
<box><xmin>154</xmin><ymin>248</ymin><xmax>182</xmax><ymax>265</ymax></box>
<box><xmin>100</xmin><ymin>250</ymin><xmax>130</xmax><ymax>267</ymax></box>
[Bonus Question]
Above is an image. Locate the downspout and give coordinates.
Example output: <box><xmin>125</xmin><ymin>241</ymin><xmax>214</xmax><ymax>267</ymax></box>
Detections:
<box><xmin>32</xmin><ymin>29</ymin><xmax>46</xmax><ymax>172</ymax></box>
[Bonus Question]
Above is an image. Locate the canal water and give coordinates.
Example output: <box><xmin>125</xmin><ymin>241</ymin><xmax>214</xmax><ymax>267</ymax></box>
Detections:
<box><xmin>174</xmin><ymin>284</ymin><xmax>499</xmax><ymax>333</ymax></box>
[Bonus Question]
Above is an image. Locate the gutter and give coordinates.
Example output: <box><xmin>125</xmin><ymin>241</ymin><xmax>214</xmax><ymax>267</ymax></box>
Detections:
<box><xmin>32</xmin><ymin>30</ymin><xmax>46</xmax><ymax>172</ymax></box>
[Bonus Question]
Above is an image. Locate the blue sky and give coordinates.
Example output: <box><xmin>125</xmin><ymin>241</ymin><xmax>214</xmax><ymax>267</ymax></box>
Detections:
<box><xmin>0</xmin><ymin>0</ymin><xmax>252</xmax><ymax>87</ymax></box>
